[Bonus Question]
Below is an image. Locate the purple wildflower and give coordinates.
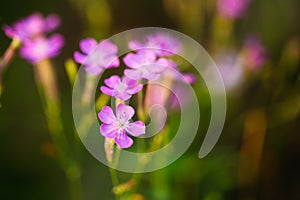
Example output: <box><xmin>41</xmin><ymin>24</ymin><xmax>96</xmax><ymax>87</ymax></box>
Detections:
<box><xmin>3</xmin><ymin>12</ymin><xmax>60</xmax><ymax>41</ymax></box>
<box><xmin>100</xmin><ymin>75</ymin><xmax>143</xmax><ymax>101</ymax></box>
<box><xmin>215</xmin><ymin>50</ymin><xmax>244</xmax><ymax>90</ymax></box>
<box><xmin>169</xmin><ymin>81</ymin><xmax>194</xmax><ymax>110</ymax></box>
<box><xmin>74</xmin><ymin>38</ymin><xmax>119</xmax><ymax>75</ymax></box>
<box><xmin>98</xmin><ymin>104</ymin><xmax>145</xmax><ymax>149</ymax></box>
<box><xmin>123</xmin><ymin>51</ymin><xmax>167</xmax><ymax>81</ymax></box>
<box><xmin>242</xmin><ymin>36</ymin><xmax>268</xmax><ymax>71</ymax></box>
<box><xmin>217</xmin><ymin>0</ymin><xmax>251</xmax><ymax>19</ymax></box>
<box><xmin>129</xmin><ymin>32</ymin><xmax>181</xmax><ymax>56</ymax></box>
<box><xmin>20</xmin><ymin>34</ymin><xmax>64</xmax><ymax>64</ymax></box>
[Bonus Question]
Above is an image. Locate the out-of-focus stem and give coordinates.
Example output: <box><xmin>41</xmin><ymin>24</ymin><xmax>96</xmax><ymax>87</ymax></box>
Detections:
<box><xmin>211</xmin><ymin>15</ymin><xmax>234</xmax><ymax>51</ymax></box>
<box><xmin>238</xmin><ymin>109</ymin><xmax>267</xmax><ymax>199</ymax></box>
<box><xmin>64</xmin><ymin>59</ymin><xmax>78</xmax><ymax>86</ymax></box>
<box><xmin>82</xmin><ymin>73</ymin><xmax>97</xmax><ymax>106</ymax></box>
<box><xmin>0</xmin><ymin>38</ymin><xmax>22</xmax><ymax>106</ymax></box>
<box><xmin>34</xmin><ymin>59</ymin><xmax>83</xmax><ymax>200</ymax></box>
<box><xmin>108</xmin><ymin>98</ymin><xmax>125</xmax><ymax>200</ymax></box>
<box><xmin>0</xmin><ymin>37</ymin><xmax>21</xmax><ymax>71</ymax></box>
<box><xmin>137</xmin><ymin>91</ymin><xmax>146</xmax><ymax>122</ymax></box>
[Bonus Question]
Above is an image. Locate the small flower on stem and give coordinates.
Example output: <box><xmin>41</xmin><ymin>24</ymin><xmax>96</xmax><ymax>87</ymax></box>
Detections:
<box><xmin>20</xmin><ymin>34</ymin><xmax>64</xmax><ymax>64</ymax></box>
<box><xmin>100</xmin><ymin>75</ymin><xmax>143</xmax><ymax>101</ymax></box>
<box><xmin>98</xmin><ymin>104</ymin><xmax>145</xmax><ymax>149</ymax></box>
<box><xmin>129</xmin><ymin>32</ymin><xmax>181</xmax><ymax>56</ymax></box>
<box><xmin>123</xmin><ymin>51</ymin><xmax>167</xmax><ymax>81</ymax></box>
<box><xmin>74</xmin><ymin>38</ymin><xmax>119</xmax><ymax>75</ymax></box>
<box><xmin>3</xmin><ymin>12</ymin><xmax>60</xmax><ymax>41</ymax></box>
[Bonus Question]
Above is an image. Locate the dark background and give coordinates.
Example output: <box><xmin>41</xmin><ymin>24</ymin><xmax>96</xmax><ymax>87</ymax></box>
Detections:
<box><xmin>0</xmin><ymin>0</ymin><xmax>299</xmax><ymax>199</ymax></box>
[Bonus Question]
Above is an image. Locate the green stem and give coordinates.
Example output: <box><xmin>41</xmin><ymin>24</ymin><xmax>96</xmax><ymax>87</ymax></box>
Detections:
<box><xmin>34</xmin><ymin>59</ymin><xmax>83</xmax><ymax>200</ymax></box>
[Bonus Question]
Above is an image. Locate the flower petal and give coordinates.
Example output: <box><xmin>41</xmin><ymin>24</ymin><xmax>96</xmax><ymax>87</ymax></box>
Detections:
<box><xmin>107</xmin><ymin>56</ymin><xmax>120</xmax><ymax>68</ymax></box>
<box><xmin>114</xmin><ymin>132</ymin><xmax>133</xmax><ymax>149</ymax></box>
<box><xmin>123</xmin><ymin>53</ymin><xmax>140</xmax><ymax>68</ymax></box>
<box><xmin>126</xmin><ymin>84</ymin><xmax>143</xmax><ymax>95</ymax></box>
<box><xmin>85</xmin><ymin>65</ymin><xmax>103</xmax><ymax>75</ymax></box>
<box><xmin>98</xmin><ymin>106</ymin><xmax>116</xmax><ymax>124</ymax></box>
<box><xmin>3</xmin><ymin>25</ymin><xmax>15</xmax><ymax>38</ymax></box>
<box><xmin>100</xmin><ymin>124</ymin><xmax>118</xmax><ymax>138</ymax></box>
<box><xmin>80</xmin><ymin>38</ymin><xmax>97</xmax><ymax>54</ymax></box>
<box><xmin>124</xmin><ymin>69</ymin><xmax>142</xmax><ymax>80</ymax></box>
<box><xmin>47</xmin><ymin>34</ymin><xmax>64</xmax><ymax>56</ymax></box>
<box><xmin>183</xmin><ymin>73</ymin><xmax>196</xmax><ymax>83</ymax></box>
<box><xmin>116</xmin><ymin>104</ymin><xmax>134</xmax><ymax>122</ymax></box>
<box><xmin>45</xmin><ymin>14</ymin><xmax>61</xmax><ymax>32</ymax></box>
<box><xmin>100</xmin><ymin>86</ymin><xmax>114</xmax><ymax>96</ymax></box>
<box><xmin>74</xmin><ymin>51</ymin><xmax>86</xmax><ymax>64</ymax></box>
<box><xmin>116</xmin><ymin>92</ymin><xmax>132</xmax><ymax>101</ymax></box>
<box><xmin>99</xmin><ymin>40</ymin><xmax>118</xmax><ymax>54</ymax></box>
<box><xmin>104</xmin><ymin>75</ymin><xmax>120</xmax><ymax>88</ymax></box>
<box><xmin>125</xmin><ymin>121</ymin><xmax>145</xmax><ymax>137</ymax></box>
<box><xmin>142</xmin><ymin>70</ymin><xmax>160</xmax><ymax>81</ymax></box>
<box><xmin>128</xmin><ymin>40</ymin><xmax>144</xmax><ymax>50</ymax></box>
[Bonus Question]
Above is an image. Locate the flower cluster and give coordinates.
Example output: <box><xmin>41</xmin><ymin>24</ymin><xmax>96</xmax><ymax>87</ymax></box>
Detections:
<box><xmin>74</xmin><ymin>32</ymin><xmax>193</xmax><ymax>148</ymax></box>
<box><xmin>3</xmin><ymin>12</ymin><xmax>64</xmax><ymax>63</ymax></box>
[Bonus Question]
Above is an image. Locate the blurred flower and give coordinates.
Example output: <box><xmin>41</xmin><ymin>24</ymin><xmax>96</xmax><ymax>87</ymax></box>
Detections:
<box><xmin>123</xmin><ymin>51</ymin><xmax>167</xmax><ymax>81</ymax></box>
<box><xmin>215</xmin><ymin>50</ymin><xmax>244</xmax><ymax>90</ymax></box>
<box><xmin>20</xmin><ymin>34</ymin><xmax>64</xmax><ymax>64</ymax></box>
<box><xmin>144</xmin><ymin>58</ymin><xmax>196</xmax><ymax>110</ymax></box>
<box><xmin>169</xmin><ymin>82</ymin><xmax>193</xmax><ymax>110</ymax></box>
<box><xmin>100</xmin><ymin>75</ymin><xmax>143</xmax><ymax>101</ymax></box>
<box><xmin>162</xmin><ymin>59</ymin><xmax>196</xmax><ymax>82</ymax></box>
<box><xmin>74</xmin><ymin>38</ymin><xmax>119</xmax><ymax>75</ymax></box>
<box><xmin>217</xmin><ymin>0</ymin><xmax>251</xmax><ymax>19</ymax></box>
<box><xmin>3</xmin><ymin>12</ymin><xmax>60</xmax><ymax>41</ymax></box>
<box><xmin>129</xmin><ymin>32</ymin><xmax>181</xmax><ymax>56</ymax></box>
<box><xmin>169</xmin><ymin>73</ymin><xmax>196</xmax><ymax>110</ymax></box>
<box><xmin>242</xmin><ymin>36</ymin><xmax>268</xmax><ymax>71</ymax></box>
<box><xmin>98</xmin><ymin>104</ymin><xmax>145</xmax><ymax>148</ymax></box>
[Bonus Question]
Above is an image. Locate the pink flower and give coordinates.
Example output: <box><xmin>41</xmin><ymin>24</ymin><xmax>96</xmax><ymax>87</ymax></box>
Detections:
<box><xmin>100</xmin><ymin>75</ymin><xmax>143</xmax><ymax>101</ymax></box>
<box><xmin>217</xmin><ymin>0</ymin><xmax>251</xmax><ymax>19</ymax></box>
<box><xmin>215</xmin><ymin>50</ymin><xmax>244</xmax><ymax>90</ymax></box>
<box><xmin>129</xmin><ymin>32</ymin><xmax>181</xmax><ymax>56</ymax></box>
<box><xmin>242</xmin><ymin>36</ymin><xmax>268</xmax><ymax>71</ymax></box>
<box><xmin>20</xmin><ymin>34</ymin><xmax>64</xmax><ymax>64</ymax></box>
<box><xmin>3</xmin><ymin>12</ymin><xmax>60</xmax><ymax>41</ymax></box>
<box><xmin>160</xmin><ymin>58</ymin><xmax>197</xmax><ymax>82</ymax></box>
<box><xmin>123</xmin><ymin>51</ymin><xmax>167</xmax><ymax>81</ymax></box>
<box><xmin>98</xmin><ymin>104</ymin><xmax>145</xmax><ymax>149</ymax></box>
<box><xmin>74</xmin><ymin>38</ymin><xmax>119</xmax><ymax>75</ymax></box>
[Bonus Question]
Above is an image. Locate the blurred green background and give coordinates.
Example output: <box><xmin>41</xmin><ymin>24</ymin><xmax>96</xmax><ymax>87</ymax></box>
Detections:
<box><xmin>0</xmin><ymin>0</ymin><xmax>299</xmax><ymax>199</ymax></box>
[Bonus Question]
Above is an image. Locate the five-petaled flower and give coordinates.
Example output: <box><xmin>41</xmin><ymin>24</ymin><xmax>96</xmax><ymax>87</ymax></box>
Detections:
<box><xmin>123</xmin><ymin>51</ymin><xmax>167</xmax><ymax>81</ymax></box>
<box><xmin>3</xmin><ymin>12</ymin><xmax>61</xmax><ymax>41</ymax></box>
<box><xmin>98</xmin><ymin>104</ymin><xmax>145</xmax><ymax>149</ymax></box>
<box><xmin>20</xmin><ymin>34</ymin><xmax>64</xmax><ymax>64</ymax></box>
<box><xmin>100</xmin><ymin>75</ymin><xmax>143</xmax><ymax>101</ymax></box>
<box><xmin>74</xmin><ymin>38</ymin><xmax>119</xmax><ymax>75</ymax></box>
<box><xmin>129</xmin><ymin>32</ymin><xmax>181</xmax><ymax>56</ymax></box>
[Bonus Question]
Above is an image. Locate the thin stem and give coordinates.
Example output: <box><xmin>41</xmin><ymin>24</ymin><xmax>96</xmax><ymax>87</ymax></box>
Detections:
<box><xmin>137</xmin><ymin>91</ymin><xmax>146</xmax><ymax>122</ymax></box>
<box><xmin>34</xmin><ymin>59</ymin><xmax>83</xmax><ymax>200</ymax></box>
<box><xmin>0</xmin><ymin>38</ymin><xmax>21</xmax><ymax>106</ymax></box>
<box><xmin>0</xmin><ymin>37</ymin><xmax>21</xmax><ymax>71</ymax></box>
